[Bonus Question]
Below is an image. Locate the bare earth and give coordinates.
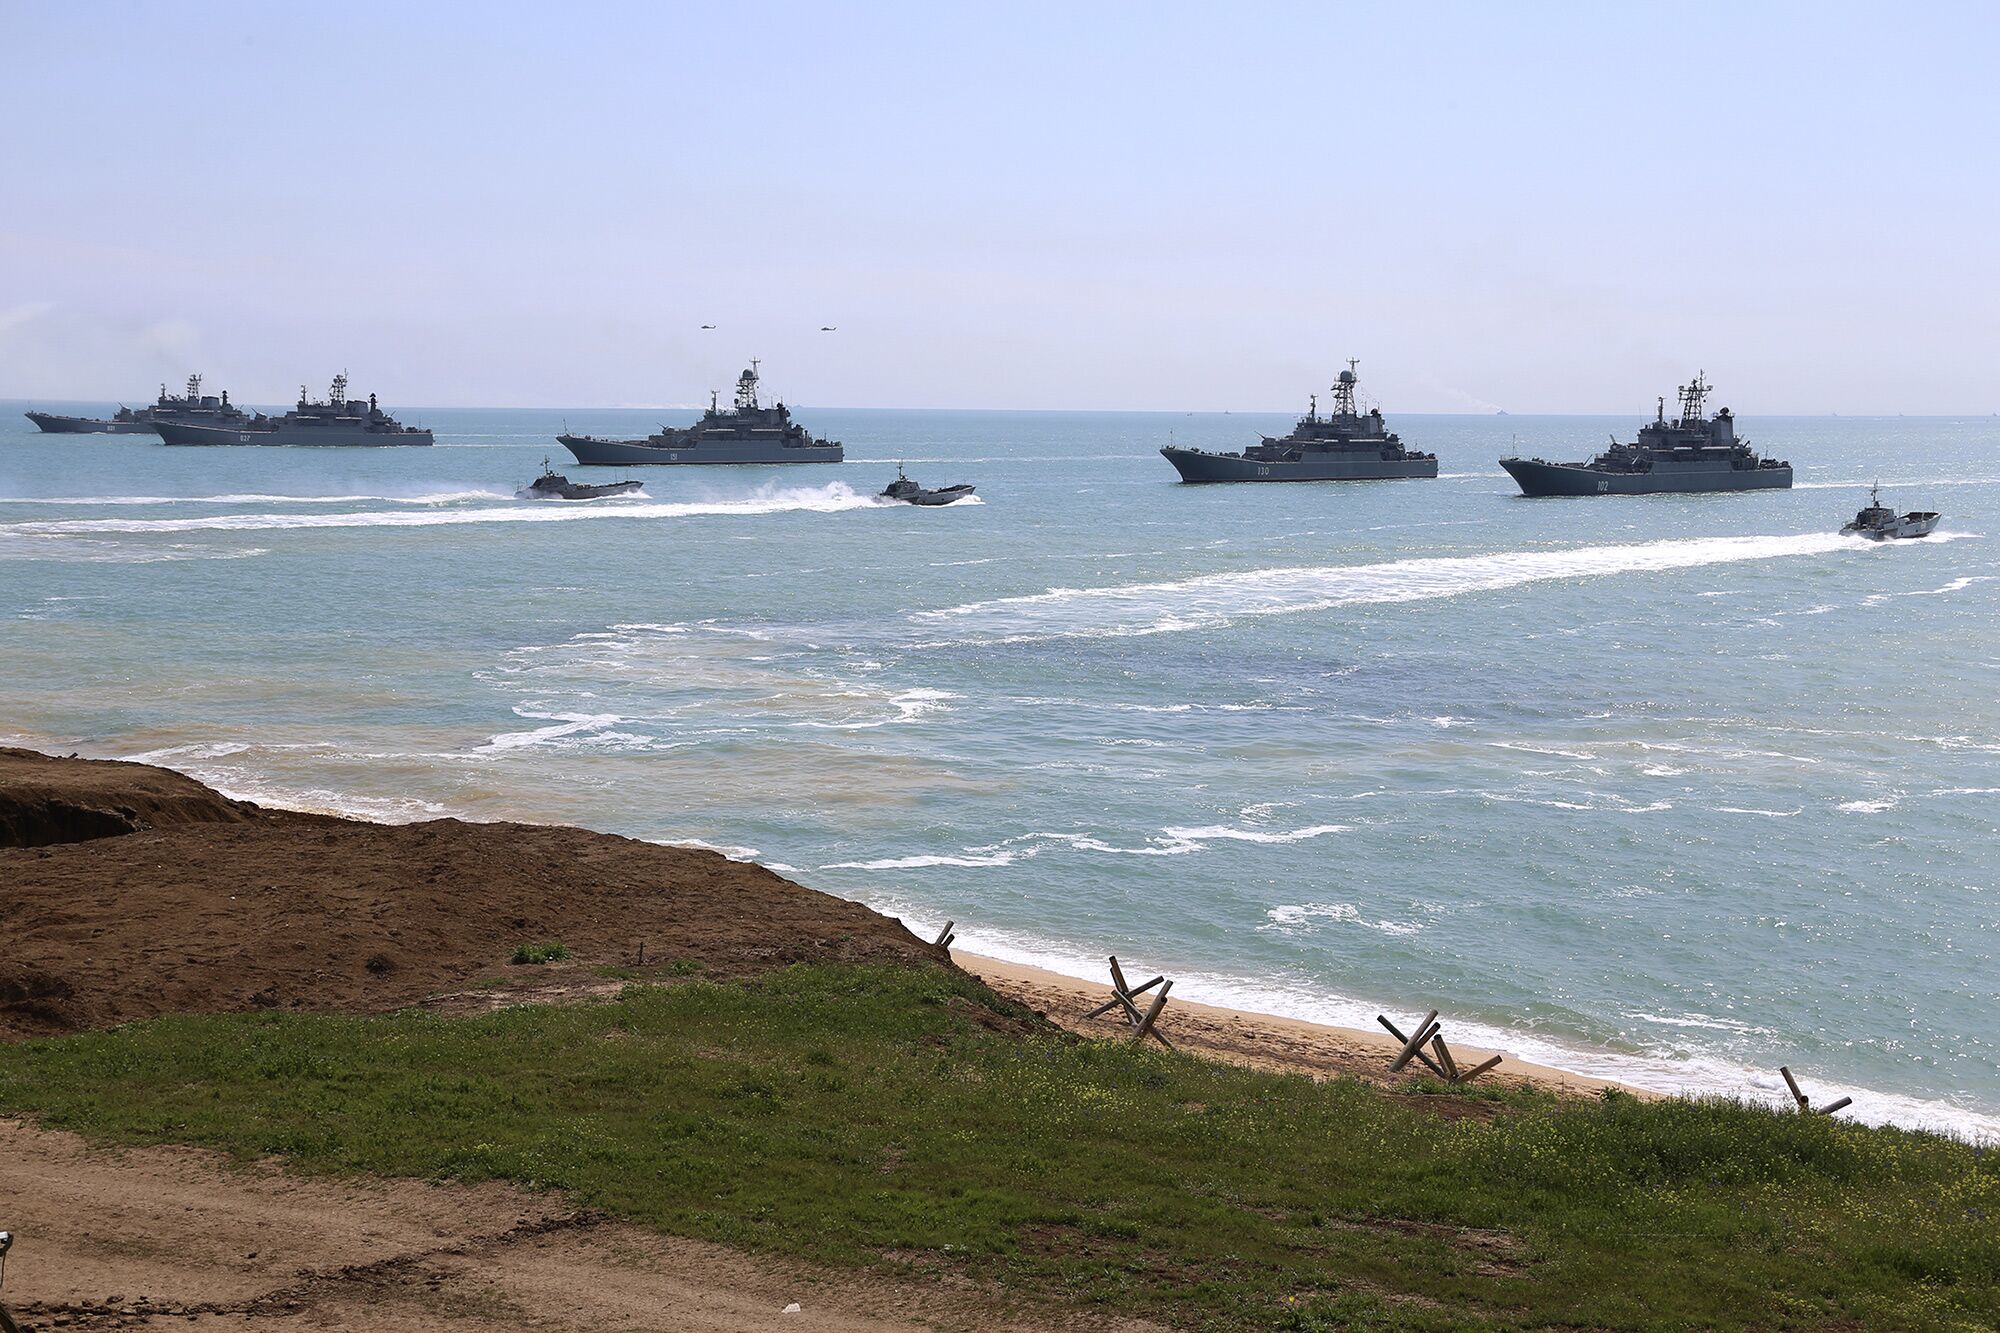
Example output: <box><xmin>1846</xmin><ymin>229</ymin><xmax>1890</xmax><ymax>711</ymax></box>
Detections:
<box><xmin>0</xmin><ymin>1119</ymin><xmax>1163</xmax><ymax>1333</ymax></box>
<box><xmin>0</xmin><ymin>748</ymin><xmax>1624</xmax><ymax>1329</ymax></box>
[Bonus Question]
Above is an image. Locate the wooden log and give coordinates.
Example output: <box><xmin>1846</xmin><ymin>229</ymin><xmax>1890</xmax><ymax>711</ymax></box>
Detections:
<box><xmin>933</xmin><ymin>921</ymin><xmax>956</xmax><ymax>947</ymax></box>
<box><xmin>1457</xmin><ymin>1054</ymin><xmax>1504</xmax><ymax>1084</ymax></box>
<box><xmin>1388</xmin><ymin>1010</ymin><xmax>1440</xmax><ymax>1072</ymax></box>
<box><xmin>1375</xmin><ymin>1015</ymin><xmax>1449</xmax><ymax>1080</ymax></box>
<box><xmin>939</xmin><ymin>931</ymin><xmax>956</xmax><ymax>951</ymax></box>
<box><xmin>1430</xmin><ymin>1033</ymin><xmax>1460</xmax><ymax>1081</ymax></box>
<box><xmin>1132</xmin><ymin>979</ymin><xmax>1174</xmax><ymax>1047</ymax></box>
<box><xmin>1083</xmin><ymin>974</ymin><xmax>1164</xmax><ymax>1022</ymax></box>
<box><xmin>1819</xmin><ymin>1096</ymin><xmax>1854</xmax><ymax>1116</ymax></box>
<box><xmin>1778</xmin><ymin>1066</ymin><xmax>1811</xmax><ymax>1112</ymax></box>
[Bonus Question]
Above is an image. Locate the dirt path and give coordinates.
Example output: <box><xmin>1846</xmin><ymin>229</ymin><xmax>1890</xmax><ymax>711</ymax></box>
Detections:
<box><xmin>0</xmin><ymin>1119</ymin><xmax>1160</xmax><ymax>1333</ymax></box>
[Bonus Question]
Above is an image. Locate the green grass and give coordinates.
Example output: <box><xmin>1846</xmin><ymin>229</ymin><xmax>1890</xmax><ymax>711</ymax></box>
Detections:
<box><xmin>0</xmin><ymin>964</ymin><xmax>1992</xmax><ymax>1331</ymax></box>
<box><xmin>509</xmin><ymin>940</ymin><xmax>569</xmax><ymax>965</ymax></box>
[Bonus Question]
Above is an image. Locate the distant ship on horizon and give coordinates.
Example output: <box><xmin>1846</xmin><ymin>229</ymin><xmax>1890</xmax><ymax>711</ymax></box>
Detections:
<box><xmin>1500</xmin><ymin>374</ymin><xmax>1791</xmax><ymax>495</ymax></box>
<box><xmin>25</xmin><ymin>374</ymin><xmax>253</xmax><ymax>436</ymax></box>
<box><xmin>152</xmin><ymin>374</ymin><xmax>433</xmax><ymax>447</ymax></box>
<box><xmin>557</xmin><ymin>363</ymin><xmax>842</xmax><ymax>465</ymax></box>
<box><xmin>1159</xmin><ymin>361</ymin><xmax>1437</xmax><ymax>483</ymax></box>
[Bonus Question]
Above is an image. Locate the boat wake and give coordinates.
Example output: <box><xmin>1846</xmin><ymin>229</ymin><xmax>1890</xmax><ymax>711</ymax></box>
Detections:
<box><xmin>910</xmin><ymin>532</ymin><xmax>1862</xmax><ymax>644</ymax></box>
<box><xmin>0</xmin><ymin>482</ymin><xmax>883</xmax><ymax>534</ymax></box>
<box><xmin>1</xmin><ymin>489</ymin><xmax>513</xmax><ymax>507</ymax></box>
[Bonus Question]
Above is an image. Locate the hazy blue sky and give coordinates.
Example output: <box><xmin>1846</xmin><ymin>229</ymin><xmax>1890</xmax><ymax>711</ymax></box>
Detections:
<box><xmin>3</xmin><ymin>2</ymin><xmax>1995</xmax><ymax>412</ymax></box>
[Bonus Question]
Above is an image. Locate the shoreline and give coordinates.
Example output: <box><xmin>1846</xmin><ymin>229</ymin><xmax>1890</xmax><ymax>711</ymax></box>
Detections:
<box><xmin>9</xmin><ymin>735</ymin><xmax>1997</xmax><ymax>1141</ymax></box>
<box><xmin>955</xmin><ymin>950</ymin><xmax>1645</xmax><ymax>1100</ymax></box>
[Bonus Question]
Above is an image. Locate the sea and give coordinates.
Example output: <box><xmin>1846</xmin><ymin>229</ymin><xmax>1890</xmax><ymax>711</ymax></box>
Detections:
<box><xmin>3</xmin><ymin>401</ymin><xmax>1995</xmax><ymax>1140</ymax></box>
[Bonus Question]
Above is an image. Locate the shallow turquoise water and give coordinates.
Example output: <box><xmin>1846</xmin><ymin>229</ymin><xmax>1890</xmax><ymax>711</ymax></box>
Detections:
<box><xmin>3</xmin><ymin>401</ymin><xmax>1995</xmax><ymax>1136</ymax></box>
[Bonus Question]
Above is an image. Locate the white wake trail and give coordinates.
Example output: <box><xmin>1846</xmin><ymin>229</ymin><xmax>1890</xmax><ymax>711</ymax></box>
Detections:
<box><xmin>912</xmin><ymin>532</ymin><xmax>1868</xmax><ymax>643</ymax></box>
<box><xmin>3</xmin><ymin>483</ymin><xmax>880</xmax><ymax>534</ymax></box>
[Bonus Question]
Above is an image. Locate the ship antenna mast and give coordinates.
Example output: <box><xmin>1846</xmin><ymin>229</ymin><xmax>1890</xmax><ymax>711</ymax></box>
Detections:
<box><xmin>1330</xmin><ymin>358</ymin><xmax>1360</xmax><ymax>417</ymax></box>
<box><xmin>1679</xmin><ymin>371</ymin><xmax>1709</xmax><ymax>424</ymax></box>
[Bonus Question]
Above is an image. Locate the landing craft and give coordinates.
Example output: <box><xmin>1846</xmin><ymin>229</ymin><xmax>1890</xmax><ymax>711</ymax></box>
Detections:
<box><xmin>152</xmin><ymin>374</ymin><xmax>432</xmax><ymax>447</ymax></box>
<box><xmin>880</xmin><ymin>466</ymin><xmax>974</xmax><ymax>506</ymax></box>
<box><xmin>558</xmin><ymin>363</ymin><xmax>842</xmax><ymax>465</ymax></box>
<box><xmin>1500</xmin><ymin>374</ymin><xmax>1791</xmax><ymax>495</ymax></box>
<box><xmin>25</xmin><ymin>374</ymin><xmax>251</xmax><ymax>436</ymax></box>
<box><xmin>1160</xmin><ymin>361</ymin><xmax>1436</xmax><ymax>483</ymax></box>
<box><xmin>1840</xmin><ymin>484</ymin><xmax>1938</xmax><ymax>539</ymax></box>
<box><xmin>519</xmin><ymin>459</ymin><xmax>644</xmax><ymax>500</ymax></box>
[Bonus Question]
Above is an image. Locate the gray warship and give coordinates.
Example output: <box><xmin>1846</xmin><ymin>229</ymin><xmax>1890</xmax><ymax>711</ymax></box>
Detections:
<box><xmin>557</xmin><ymin>363</ymin><xmax>842</xmax><ymax>465</ymax></box>
<box><xmin>1159</xmin><ymin>361</ymin><xmax>1436</xmax><ymax>483</ymax></box>
<box><xmin>151</xmin><ymin>374</ymin><xmax>433</xmax><ymax>447</ymax></box>
<box><xmin>1500</xmin><ymin>374</ymin><xmax>1790</xmax><ymax>495</ymax></box>
<box><xmin>25</xmin><ymin>374</ymin><xmax>252</xmax><ymax>435</ymax></box>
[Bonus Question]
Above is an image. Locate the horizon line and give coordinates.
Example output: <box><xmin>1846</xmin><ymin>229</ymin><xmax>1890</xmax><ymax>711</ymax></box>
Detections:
<box><xmin>5</xmin><ymin>396</ymin><xmax>1998</xmax><ymax>420</ymax></box>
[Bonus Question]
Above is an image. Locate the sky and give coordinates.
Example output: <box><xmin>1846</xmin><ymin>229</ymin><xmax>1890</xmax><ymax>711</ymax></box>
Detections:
<box><xmin>2</xmin><ymin>1</ymin><xmax>1996</xmax><ymax>413</ymax></box>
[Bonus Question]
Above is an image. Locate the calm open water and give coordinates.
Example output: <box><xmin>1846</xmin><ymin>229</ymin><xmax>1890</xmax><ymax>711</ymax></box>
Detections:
<box><xmin>3</xmin><ymin>400</ymin><xmax>1995</xmax><ymax>1138</ymax></box>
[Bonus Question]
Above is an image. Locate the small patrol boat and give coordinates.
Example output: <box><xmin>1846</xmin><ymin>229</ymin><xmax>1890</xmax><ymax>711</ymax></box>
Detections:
<box><xmin>519</xmin><ymin>460</ymin><xmax>643</xmax><ymax>500</ymax></box>
<box><xmin>1841</xmin><ymin>484</ymin><xmax>1938</xmax><ymax>540</ymax></box>
<box><xmin>880</xmin><ymin>467</ymin><xmax>974</xmax><ymax>506</ymax></box>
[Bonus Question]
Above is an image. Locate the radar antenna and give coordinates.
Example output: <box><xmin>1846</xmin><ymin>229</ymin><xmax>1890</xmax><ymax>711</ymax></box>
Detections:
<box><xmin>1329</xmin><ymin>358</ymin><xmax>1360</xmax><ymax>418</ymax></box>
<box><xmin>1677</xmin><ymin>372</ymin><xmax>1710</xmax><ymax>425</ymax></box>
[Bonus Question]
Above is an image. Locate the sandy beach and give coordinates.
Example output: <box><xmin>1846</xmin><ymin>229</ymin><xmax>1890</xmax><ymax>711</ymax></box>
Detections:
<box><xmin>957</xmin><ymin>951</ymin><xmax>1644</xmax><ymax>1100</ymax></box>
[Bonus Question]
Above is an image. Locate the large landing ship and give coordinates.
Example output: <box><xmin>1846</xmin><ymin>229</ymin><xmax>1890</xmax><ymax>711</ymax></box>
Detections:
<box><xmin>1160</xmin><ymin>361</ymin><xmax>1436</xmax><ymax>483</ymax></box>
<box><xmin>1501</xmin><ymin>374</ymin><xmax>1790</xmax><ymax>495</ymax></box>
<box><xmin>25</xmin><ymin>374</ymin><xmax>252</xmax><ymax>435</ymax></box>
<box><xmin>152</xmin><ymin>375</ymin><xmax>433</xmax><ymax>446</ymax></box>
<box><xmin>558</xmin><ymin>363</ymin><xmax>842</xmax><ymax>465</ymax></box>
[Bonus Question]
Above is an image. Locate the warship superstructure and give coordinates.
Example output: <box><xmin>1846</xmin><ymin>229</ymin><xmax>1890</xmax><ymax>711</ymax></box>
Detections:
<box><xmin>151</xmin><ymin>374</ymin><xmax>433</xmax><ymax>447</ymax></box>
<box><xmin>1159</xmin><ymin>361</ymin><xmax>1436</xmax><ymax>483</ymax></box>
<box><xmin>1500</xmin><ymin>374</ymin><xmax>1790</xmax><ymax>495</ymax></box>
<box><xmin>25</xmin><ymin>374</ymin><xmax>252</xmax><ymax>435</ymax></box>
<box><xmin>557</xmin><ymin>363</ymin><xmax>842</xmax><ymax>465</ymax></box>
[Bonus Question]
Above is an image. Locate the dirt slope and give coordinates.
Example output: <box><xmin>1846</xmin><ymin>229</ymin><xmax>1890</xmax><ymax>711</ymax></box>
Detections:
<box><xmin>0</xmin><ymin>750</ymin><xmax>948</xmax><ymax>1040</ymax></box>
<box><xmin>0</xmin><ymin>746</ymin><xmax>258</xmax><ymax>848</ymax></box>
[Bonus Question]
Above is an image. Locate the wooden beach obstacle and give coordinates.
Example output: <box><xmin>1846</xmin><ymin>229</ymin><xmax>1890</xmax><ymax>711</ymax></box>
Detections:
<box><xmin>1082</xmin><ymin>956</ymin><xmax>1175</xmax><ymax>1049</ymax></box>
<box><xmin>1376</xmin><ymin>1010</ymin><xmax>1503</xmax><ymax>1085</ymax></box>
<box><xmin>932</xmin><ymin>920</ymin><xmax>956</xmax><ymax>950</ymax></box>
<box><xmin>1778</xmin><ymin>1066</ymin><xmax>1854</xmax><ymax>1117</ymax></box>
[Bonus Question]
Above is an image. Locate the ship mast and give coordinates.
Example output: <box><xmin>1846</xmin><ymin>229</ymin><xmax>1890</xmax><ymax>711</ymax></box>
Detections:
<box><xmin>1677</xmin><ymin>371</ymin><xmax>1710</xmax><ymax>425</ymax></box>
<box><xmin>1329</xmin><ymin>358</ymin><xmax>1360</xmax><ymax>418</ymax></box>
<box><xmin>186</xmin><ymin>373</ymin><xmax>201</xmax><ymax>402</ymax></box>
<box><xmin>735</xmin><ymin>360</ymin><xmax>761</xmax><ymax>412</ymax></box>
